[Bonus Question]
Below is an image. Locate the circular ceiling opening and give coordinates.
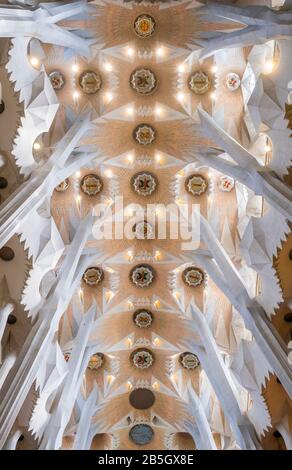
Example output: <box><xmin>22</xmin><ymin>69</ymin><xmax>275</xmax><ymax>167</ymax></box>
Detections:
<box><xmin>0</xmin><ymin>176</ymin><xmax>8</xmax><ymax>189</ymax></box>
<box><xmin>0</xmin><ymin>246</ymin><xmax>15</xmax><ymax>261</ymax></box>
<box><xmin>284</xmin><ymin>312</ymin><xmax>292</xmax><ymax>323</ymax></box>
<box><xmin>7</xmin><ymin>314</ymin><xmax>17</xmax><ymax>325</ymax></box>
<box><xmin>129</xmin><ymin>424</ymin><xmax>154</xmax><ymax>446</ymax></box>
<box><xmin>129</xmin><ymin>388</ymin><xmax>155</xmax><ymax>410</ymax></box>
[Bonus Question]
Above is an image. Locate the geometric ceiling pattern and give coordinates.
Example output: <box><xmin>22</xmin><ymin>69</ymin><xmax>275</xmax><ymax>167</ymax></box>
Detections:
<box><xmin>0</xmin><ymin>0</ymin><xmax>291</xmax><ymax>450</ymax></box>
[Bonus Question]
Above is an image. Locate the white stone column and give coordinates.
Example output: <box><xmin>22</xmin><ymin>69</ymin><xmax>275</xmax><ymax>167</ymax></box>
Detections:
<box><xmin>73</xmin><ymin>386</ymin><xmax>99</xmax><ymax>450</ymax></box>
<box><xmin>0</xmin><ymin>1</ymin><xmax>93</xmax><ymax>56</ymax></box>
<box><xmin>0</xmin><ymin>352</ymin><xmax>17</xmax><ymax>390</ymax></box>
<box><xmin>39</xmin><ymin>306</ymin><xmax>106</xmax><ymax>450</ymax></box>
<box><xmin>0</xmin><ymin>113</ymin><xmax>100</xmax><ymax>248</ymax></box>
<box><xmin>195</xmin><ymin>107</ymin><xmax>292</xmax><ymax>221</ymax></box>
<box><xmin>0</xmin><ymin>303</ymin><xmax>14</xmax><ymax>360</ymax></box>
<box><xmin>0</xmin><ymin>213</ymin><xmax>94</xmax><ymax>448</ymax></box>
<box><xmin>2</xmin><ymin>428</ymin><xmax>22</xmax><ymax>450</ymax></box>
<box><xmin>198</xmin><ymin>2</ymin><xmax>292</xmax><ymax>59</ymax></box>
<box><xmin>277</xmin><ymin>418</ymin><xmax>292</xmax><ymax>450</ymax></box>
<box><xmin>184</xmin><ymin>383</ymin><xmax>217</xmax><ymax>450</ymax></box>
<box><xmin>190</xmin><ymin>216</ymin><xmax>292</xmax><ymax>398</ymax></box>
<box><xmin>183</xmin><ymin>303</ymin><xmax>261</xmax><ymax>450</ymax></box>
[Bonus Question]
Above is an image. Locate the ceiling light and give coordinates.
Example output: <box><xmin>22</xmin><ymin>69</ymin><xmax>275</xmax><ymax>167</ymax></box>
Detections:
<box><xmin>76</xmin><ymin>195</ymin><xmax>81</xmax><ymax>212</ymax></box>
<box><xmin>126</xmin><ymin>106</ymin><xmax>134</xmax><ymax>116</ymax></box>
<box><xmin>156</xmin><ymin>46</ymin><xmax>164</xmax><ymax>57</ymax></box>
<box><xmin>104</xmin><ymin>62</ymin><xmax>113</xmax><ymax>72</ymax></box>
<box><xmin>105</xmin><ymin>290</ymin><xmax>114</xmax><ymax>302</ymax></box>
<box><xmin>155</xmin><ymin>250</ymin><xmax>161</xmax><ymax>261</ymax></box>
<box><xmin>152</xmin><ymin>381</ymin><xmax>159</xmax><ymax>390</ymax></box>
<box><xmin>127</xmin><ymin>153</ymin><xmax>134</xmax><ymax>164</ymax></box>
<box><xmin>212</xmin><ymin>65</ymin><xmax>218</xmax><ymax>73</ymax></box>
<box><xmin>105</xmin><ymin>91</ymin><xmax>113</xmax><ymax>102</ymax></box>
<box><xmin>264</xmin><ymin>60</ymin><xmax>274</xmax><ymax>74</ymax></box>
<box><xmin>155</xmin><ymin>106</ymin><xmax>162</xmax><ymax>117</ymax></box>
<box><xmin>78</xmin><ymin>288</ymin><xmax>84</xmax><ymax>303</ymax></box>
<box><xmin>72</xmin><ymin>90</ymin><xmax>80</xmax><ymax>100</ymax></box>
<box><xmin>210</xmin><ymin>91</ymin><xmax>216</xmax><ymax>100</ymax></box>
<box><xmin>33</xmin><ymin>142</ymin><xmax>41</xmax><ymax>151</ymax></box>
<box><xmin>177</xmin><ymin>63</ymin><xmax>185</xmax><ymax>73</ymax></box>
<box><xmin>105</xmin><ymin>169</ymin><xmax>113</xmax><ymax>178</ymax></box>
<box><xmin>71</xmin><ymin>64</ymin><xmax>79</xmax><ymax>73</ymax></box>
<box><xmin>126</xmin><ymin>46</ymin><xmax>135</xmax><ymax>57</ymax></box>
<box><xmin>30</xmin><ymin>56</ymin><xmax>39</xmax><ymax>67</ymax></box>
<box><xmin>176</xmin><ymin>92</ymin><xmax>185</xmax><ymax>102</ymax></box>
<box><xmin>264</xmin><ymin>145</ymin><xmax>272</xmax><ymax>152</ymax></box>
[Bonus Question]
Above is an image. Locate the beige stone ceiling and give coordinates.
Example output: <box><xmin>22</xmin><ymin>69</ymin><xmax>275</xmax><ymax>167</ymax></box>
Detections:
<box><xmin>0</xmin><ymin>0</ymin><xmax>291</xmax><ymax>450</ymax></box>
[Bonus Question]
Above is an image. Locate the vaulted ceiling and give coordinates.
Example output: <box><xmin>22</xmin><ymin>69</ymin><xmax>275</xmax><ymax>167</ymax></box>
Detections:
<box><xmin>0</xmin><ymin>0</ymin><xmax>291</xmax><ymax>451</ymax></box>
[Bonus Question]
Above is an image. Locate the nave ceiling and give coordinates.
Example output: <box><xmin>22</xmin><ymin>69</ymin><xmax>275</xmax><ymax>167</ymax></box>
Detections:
<box><xmin>0</xmin><ymin>0</ymin><xmax>291</xmax><ymax>451</ymax></box>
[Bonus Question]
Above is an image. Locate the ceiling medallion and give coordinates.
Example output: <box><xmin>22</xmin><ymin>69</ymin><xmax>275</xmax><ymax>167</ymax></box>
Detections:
<box><xmin>133</xmin><ymin>220</ymin><xmax>154</xmax><ymax>239</ymax></box>
<box><xmin>218</xmin><ymin>175</ymin><xmax>235</xmax><ymax>192</ymax></box>
<box><xmin>225</xmin><ymin>72</ymin><xmax>241</xmax><ymax>91</ymax></box>
<box><xmin>55</xmin><ymin>178</ymin><xmax>69</xmax><ymax>192</ymax></box>
<box><xmin>180</xmin><ymin>352</ymin><xmax>200</xmax><ymax>370</ymax></box>
<box><xmin>133</xmin><ymin>309</ymin><xmax>153</xmax><ymax>328</ymax></box>
<box><xmin>87</xmin><ymin>353</ymin><xmax>104</xmax><ymax>370</ymax></box>
<box><xmin>129</xmin><ymin>388</ymin><xmax>155</xmax><ymax>409</ymax></box>
<box><xmin>182</xmin><ymin>267</ymin><xmax>205</xmax><ymax>288</ymax></box>
<box><xmin>80</xmin><ymin>174</ymin><xmax>103</xmax><ymax>196</ymax></box>
<box><xmin>130</xmin><ymin>68</ymin><xmax>157</xmax><ymax>95</ymax></box>
<box><xmin>129</xmin><ymin>423</ymin><xmax>154</xmax><ymax>445</ymax></box>
<box><xmin>130</xmin><ymin>264</ymin><xmax>155</xmax><ymax>288</ymax></box>
<box><xmin>185</xmin><ymin>174</ymin><xmax>208</xmax><ymax>196</ymax></box>
<box><xmin>134</xmin><ymin>14</ymin><xmax>155</xmax><ymax>38</ymax></box>
<box><xmin>0</xmin><ymin>176</ymin><xmax>8</xmax><ymax>189</ymax></box>
<box><xmin>132</xmin><ymin>172</ymin><xmax>157</xmax><ymax>197</ymax></box>
<box><xmin>284</xmin><ymin>312</ymin><xmax>292</xmax><ymax>322</ymax></box>
<box><xmin>189</xmin><ymin>71</ymin><xmax>211</xmax><ymax>95</ymax></box>
<box><xmin>83</xmin><ymin>267</ymin><xmax>104</xmax><ymax>286</ymax></box>
<box><xmin>0</xmin><ymin>246</ymin><xmax>15</xmax><ymax>262</ymax></box>
<box><xmin>131</xmin><ymin>348</ymin><xmax>154</xmax><ymax>369</ymax></box>
<box><xmin>49</xmin><ymin>71</ymin><xmax>65</xmax><ymax>90</ymax></box>
<box><xmin>79</xmin><ymin>71</ymin><xmax>102</xmax><ymax>94</ymax></box>
<box><xmin>134</xmin><ymin>124</ymin><xmax>156</xmax><ymax>145</ymax></box>
<box><xmin>7</xmin><ymin>314</ymin><xmax>17</xmax><ymax>325</ymax></box>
